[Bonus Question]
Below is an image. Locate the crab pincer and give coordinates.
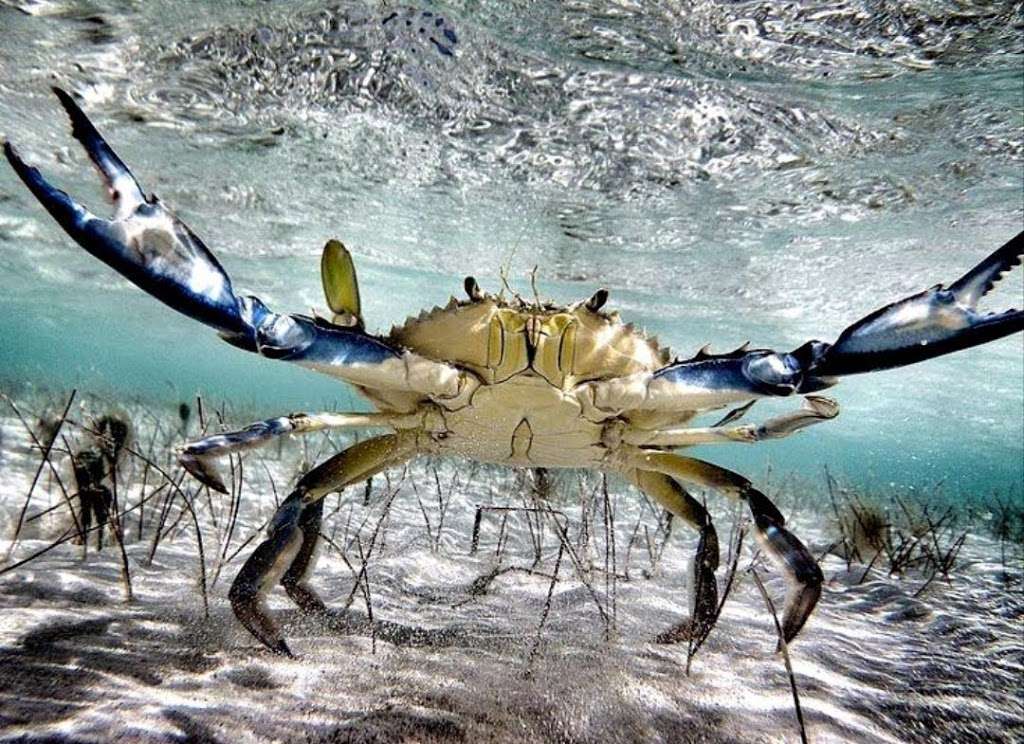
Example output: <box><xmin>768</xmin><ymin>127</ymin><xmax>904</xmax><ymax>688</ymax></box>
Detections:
<box><xmin>4</xmin><ymin>88</ymin><xmax>464</xmax><ymax>400</ymax></box>
<box><xmin>3</xmin><ymin>88</ymin><xmax>247</xmax><ymax>338</ymax></box>
<box><xmin>803</xmin><ymin>234</ymin><xmax>1023</xmax><ymax>379</ymax></box>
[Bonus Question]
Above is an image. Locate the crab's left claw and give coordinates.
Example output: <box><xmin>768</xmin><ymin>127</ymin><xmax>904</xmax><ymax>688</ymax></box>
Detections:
<box><xmin>3</xmin><ymin>88</ymin><xmax>246</xmax><ymax>339</ymax></box>
<box><xmin>801</xmin><ymin>234</ymin><xmax>1023</xmax><ymax>381</ymax></box>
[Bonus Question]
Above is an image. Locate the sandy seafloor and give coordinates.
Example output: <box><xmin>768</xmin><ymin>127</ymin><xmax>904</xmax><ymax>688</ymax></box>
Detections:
<box><xmin>0</xmin><ymin>410</ymin><xmax>1020</xmax><ymax>744</ymax></box>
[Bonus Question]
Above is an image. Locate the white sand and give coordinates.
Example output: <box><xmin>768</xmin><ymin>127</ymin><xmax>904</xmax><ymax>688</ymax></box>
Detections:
<box><xmin>0</xmin><ymin>412</ymin><xmax>1021</xmax><ymax>743</ymax></box>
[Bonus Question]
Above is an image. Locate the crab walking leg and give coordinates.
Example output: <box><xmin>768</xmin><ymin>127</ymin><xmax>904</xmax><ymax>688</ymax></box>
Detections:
<box><xmin>622</xmin><ymin>449</ymin><xmax>823</xmax><ymax>646</ymax></box>
<box><xmin>627</xmin><ymin>470</ymin><xmax>719</xmax><ymax>644</ymax></box>
<box><xmin>624</xmin><ymin>396</ymin><xmax>839</xmax><ymax>448</ymax></box>
<box><xmin>279</xmin><ymin>498</ymin><xmax>327</xmax><ymax>614</ymax></box>
<box><xmin>229</xmin><ymin>434</ymin><xmax>416</xmax><ymax>656</ymax></box>
<box><xmin>179</xmin><ymin>411</ymin><xmax>420</xmax><ymax>493</ymax></box>
<box><xmin>3</xmin><ymin>89</ymin><xmax>471</xmax><ymax>401</ymax></box>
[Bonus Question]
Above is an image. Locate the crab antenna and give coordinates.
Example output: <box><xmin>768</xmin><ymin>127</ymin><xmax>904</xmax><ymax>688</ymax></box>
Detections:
<box><xmin>529</xmin><ymin>264</ymin><xmax>542</xmax><ymax>307</ymax></box>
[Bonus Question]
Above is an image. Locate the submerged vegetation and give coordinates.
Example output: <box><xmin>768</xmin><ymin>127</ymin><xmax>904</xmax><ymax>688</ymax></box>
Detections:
<box><xmin>824</xmin><ymin>466</ymin><xmax>1024</xmax><ymax>594</ymax></box>
<box><xmin>2</xmin><ymin>387</ymin><xmax>1022</xmax><ymax>615</ymax></box>
<box><xmin>0</xmin><ymin>387</ymin><xmax>1021</xmax><ymax>742</ymax></box>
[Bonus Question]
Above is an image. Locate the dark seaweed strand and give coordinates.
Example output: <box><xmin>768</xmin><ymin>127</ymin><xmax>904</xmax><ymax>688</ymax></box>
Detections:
<box><xmin>749</xmin><ymin>567</ymin><xmax>809</xmax><ymax>744</ymax></box>
<box><xmin>3</xmin><ymin>390</ymin><xmax>79</xmax><ymax>554</ymax></box>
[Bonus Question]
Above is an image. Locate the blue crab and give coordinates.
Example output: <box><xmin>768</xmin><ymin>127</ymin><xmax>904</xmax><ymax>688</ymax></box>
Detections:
<box><xmin>5</xmin><ymin>89</ymin><xmax>1022</xmax><ymax>656</ymax></box>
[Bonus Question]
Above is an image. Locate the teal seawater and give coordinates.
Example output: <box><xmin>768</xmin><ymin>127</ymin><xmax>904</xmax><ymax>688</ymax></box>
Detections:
<box><xmin>0</xmin><ymin>0</ymin><xmax>1021</xmax><ymax>500</ymax></box>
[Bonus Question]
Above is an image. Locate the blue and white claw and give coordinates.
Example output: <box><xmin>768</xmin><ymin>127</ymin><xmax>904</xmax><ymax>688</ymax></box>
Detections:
<box><xmin>803</xmin><ymin>233</ymin><xmax>1023</xmax><ymax>378</ymax></box>
<box><xmin>585</xmin><ymin>233</ymin><xmax>1023</xmax><ymax>416</ymax></box>
<box><xmin>4</xmin><ymin>88</ymin><xmax>467</xmax><ymax>400</ymax></box>
<box><xmin>5</xmin><ymin>88</ymin><xmax>243</xmax><ymax>336</ymax></box>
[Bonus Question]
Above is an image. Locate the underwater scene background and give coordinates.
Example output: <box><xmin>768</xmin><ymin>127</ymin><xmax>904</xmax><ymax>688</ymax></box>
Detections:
<box><xmin>1</xmin><ymin>0</ymin><xmax>1021</xmax><ymax>496</ymax></box>
<box><xmin>0</xmin><ymin>2</ymin><xmax>1022</xmax><ymax>743</ymax></box>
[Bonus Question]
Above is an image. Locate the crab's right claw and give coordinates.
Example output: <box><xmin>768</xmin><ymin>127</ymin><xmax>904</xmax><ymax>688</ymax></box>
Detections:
<box><xmin>3</xmin><ymin>89</ymin><xmax>248</xmax><ymax>341</ymax></box>
<box><xmin>5</xmin><ymin>88</ymin><xmax>457</xmax><ymax>401</ymax></box>
<box><xmin>804</xmin><ymin>233</ymin><xmax>1023</xmax><ymax>379</ymax></box>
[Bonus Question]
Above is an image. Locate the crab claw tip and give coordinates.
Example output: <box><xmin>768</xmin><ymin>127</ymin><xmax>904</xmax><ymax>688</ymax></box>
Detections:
<box><xmin>3</xmin><ymin>139</ymin><xmax>22</xmax><ymax>167</ymax></box>
<box><xmin>51</xmin><ymin>86</ymin><xmax>76</xmax><ymax>112</ymax></box>
<box><xmin>47</xmin><ymin>86</ymin><xmax>146</xmax><ymax>212</ymax></box>
<box><xmin>179</xmin><ymin>451</ymin><xmax>229</xmax><ymax>494</ymax></box>
<box><xmin>948</xmin><ymin>232</ymin><xmax>1024</xmax><ymax>309</ymax></box>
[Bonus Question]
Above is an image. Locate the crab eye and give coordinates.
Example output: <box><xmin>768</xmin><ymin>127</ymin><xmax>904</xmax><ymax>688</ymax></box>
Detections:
<box><xmin>935</xmin><ymin>289</ymin><xmax>956</xmax><ymax>305</ymax></box>
<box><xmin>585</xmin><ymin>288</ymin><xmax>609</xmax><ymax>312</ymax></box>
<box><xmin>464</xmin><ymin>276</ymin><xmax>483</xmax><ymax>301</ymax></box>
